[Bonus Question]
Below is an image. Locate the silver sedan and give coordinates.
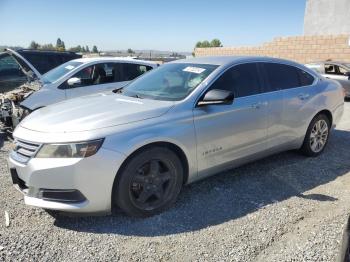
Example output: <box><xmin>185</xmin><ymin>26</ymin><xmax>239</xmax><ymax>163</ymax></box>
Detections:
<box><xmin>8</xmin><ymin>56</ymin><xmax>344</xmax><ymax>217</ymax></box>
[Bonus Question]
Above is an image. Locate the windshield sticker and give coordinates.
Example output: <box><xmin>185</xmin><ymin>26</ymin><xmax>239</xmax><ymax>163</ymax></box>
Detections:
<box><xmin>183</xmin><ymin>66</ymin><xmax>206</xmax><ymax>74</ymax></box>
<box><xmin>65</xmin><ymin>65</ymin><xmax>75</xmax><ymax>70</ymax></box>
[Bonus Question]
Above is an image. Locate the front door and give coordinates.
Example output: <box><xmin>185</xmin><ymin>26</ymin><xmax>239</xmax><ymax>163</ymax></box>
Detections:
<box><xmin>193</xmin><ymin>63</ymin><xmax>268</xmax><ymax>178</ymax></box>
<box><xmin>65</xmin><ymin>63</ymin><xmax>128</xmax><ymax>99</ymax></box>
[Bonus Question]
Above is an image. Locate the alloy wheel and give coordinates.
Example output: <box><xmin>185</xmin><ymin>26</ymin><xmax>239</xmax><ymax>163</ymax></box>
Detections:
<box><xmin>309</xmin><ymin>119</ymin><xmax>329</xmax><ymax>153</ymax></box>
<box><xmin>129</xmin><ymin>159</ymin><xmax>175</xmax><ymax>211</ymax></box>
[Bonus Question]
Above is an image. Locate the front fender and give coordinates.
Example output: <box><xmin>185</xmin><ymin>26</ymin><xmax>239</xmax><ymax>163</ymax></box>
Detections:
<box><xmin>102</xmin><ymin>115</ymin><xmax>198</xmax><ymax>183</ymax></box>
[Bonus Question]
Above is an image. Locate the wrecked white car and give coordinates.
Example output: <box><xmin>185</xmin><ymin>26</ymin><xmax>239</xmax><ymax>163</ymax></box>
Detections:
<box><xmin>0</xmin><ymin>55</ymin><xmax>157</xmax><ymax>129</ymax></box>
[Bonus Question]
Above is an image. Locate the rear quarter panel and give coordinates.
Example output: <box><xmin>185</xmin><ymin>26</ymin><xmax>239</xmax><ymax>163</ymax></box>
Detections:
<box><xmin>307</xmin><ymin>78</ymin><xmax>344</xmax><ymax>129</ymax></box>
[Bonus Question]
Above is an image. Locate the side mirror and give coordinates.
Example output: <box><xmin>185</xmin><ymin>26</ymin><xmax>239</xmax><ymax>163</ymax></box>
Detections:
<box><xmin>197</xmin><ymin>89</ymin><xmax>234</xmax><ymax>106</ymax></box>
<box><xmin>67</xmin><ymin>77</ymin><xmax>81</xmax><ymax>86</ymax></box>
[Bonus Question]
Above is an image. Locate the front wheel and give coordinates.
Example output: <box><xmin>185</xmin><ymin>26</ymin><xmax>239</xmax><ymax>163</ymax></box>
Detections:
<box><xmin>114</xmin><ymin>147</ymin><xmax>184</xmax><ymax>217</ymax></box>
<box><xmin>300</xmin><ymin>114</ymin><xmax>330</xmax><ymax>157</ymax></box>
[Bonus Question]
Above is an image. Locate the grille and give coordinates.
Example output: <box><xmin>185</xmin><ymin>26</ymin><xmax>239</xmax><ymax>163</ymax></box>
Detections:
<box><xmin>11</xmin><ymin>139</ymin><xmax>42</xmax><ymax>163</ymax></box>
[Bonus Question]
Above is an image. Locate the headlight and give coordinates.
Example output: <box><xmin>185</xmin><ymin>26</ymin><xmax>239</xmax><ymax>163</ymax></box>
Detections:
<box><xmin>36</xmin><ymin>139</ymin><xmax>104</xmax><ymax>158</ymax></box>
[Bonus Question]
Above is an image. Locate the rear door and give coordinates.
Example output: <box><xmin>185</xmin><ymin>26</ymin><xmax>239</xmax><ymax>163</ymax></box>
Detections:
<box><xmin>262</xmin><ymin>62</ymin><xmax>316</xmax><ymax>148</ymax></box>
<box><xmin>193</xmin><ymin>63</ymin><xmax>269</xmax><ymax>177</ymax></box>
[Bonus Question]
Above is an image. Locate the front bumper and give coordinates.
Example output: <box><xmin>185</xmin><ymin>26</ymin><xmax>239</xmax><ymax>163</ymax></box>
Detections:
<box><xmin>8</xmin><ymin>147</ymin><xmax>126</xmax><ymax>213</ymax></box>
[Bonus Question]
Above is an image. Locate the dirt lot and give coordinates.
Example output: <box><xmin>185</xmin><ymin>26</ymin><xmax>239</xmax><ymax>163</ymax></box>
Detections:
<box><xmin>1</xmin><ymin>103</ymin><xmax>350</xmax><ymax>262</ymax></box>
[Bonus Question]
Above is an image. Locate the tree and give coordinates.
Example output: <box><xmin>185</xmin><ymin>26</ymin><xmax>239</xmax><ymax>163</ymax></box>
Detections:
<box><xmin>85</xmin><ymin>46</ymin><xmax>90</xmax><ymax>53</ymax></box>
<box><xmin>29</xmin><ymin>41</ymin><xmax>40</xmax><ymax>50</ymax></box>
<box><xmin>194</xmin><ymin>39</ymin><xmax>223</xmax><ymax>49</ymax></box>
<box><xmin>210</xmin><ymin>39</ymin><xmax>222</xmax><ymax>47</ymax></box>
<box><xmin>81</xmin><ymin>46</ymin><xmax>86</xmax><ymax>53</ymax></box>
<box><xmin>92</xmin><ymin>45</ymin><xmax>98</xmax><ymax>53</ymax></box>
<box><xmin>195</xmin><ymin>41</ymin><xmax>203</xmax><ymax>48</ymax></box>
<box><xmin>69</xmin><ymin>45</ymin><xmax>82</xmax><ymax>53</ymax></box>
<box><xmin>56</xmin><ymin>38</ymin><xmax>62</xmax><ymax>49</ymax></box>
<box><xmin>201</xmin><ymin>40</ymin><xmax>211</xmax><ymax>48</ymax></box>
<box><xmin>61</xmin><ymin>41</ymin><xmax>65</xmax><ymax>51</ymax></box>
<box><xmin>40</xmin><ymin>43</ymin><xmax>55</xmax><ymax>50</ymax></box>
<box><xmin>127</xmin><ymin>48</ymin><xmax>135</xmax><ymax>54</ymax></box>
<box><xmin>56</xmin><ymin>38</ymin><xmax>66</xmax><ymax>51</ymax></box>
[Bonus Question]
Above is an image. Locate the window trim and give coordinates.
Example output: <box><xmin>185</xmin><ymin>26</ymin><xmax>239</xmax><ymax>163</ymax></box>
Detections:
<box><xmin>194</xmin><ymin>60</ymin><xmax>318</xmax><ymax>107</ymax></box>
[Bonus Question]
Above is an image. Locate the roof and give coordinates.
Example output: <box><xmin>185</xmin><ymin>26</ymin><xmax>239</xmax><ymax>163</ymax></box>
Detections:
<box><xmin>16</xmin><ymin>49</ymin><xmax>80</xmax><ymax>56</ymax></box>
<box><xmin>171</xmin><ymin>55</ymin><xmax>305</xmax><ymax>67</ymax></box>
<box><xmin>73</xmin><ymin>56</ymin><xmax>158</xmax><ymax>66</ymax></box>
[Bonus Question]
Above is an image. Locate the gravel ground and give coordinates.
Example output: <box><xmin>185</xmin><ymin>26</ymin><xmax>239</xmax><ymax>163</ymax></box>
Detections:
<box><xmin>1</xmin><ymin>103</ymin><xmax>350</xmax><ymax>261</ymax></box>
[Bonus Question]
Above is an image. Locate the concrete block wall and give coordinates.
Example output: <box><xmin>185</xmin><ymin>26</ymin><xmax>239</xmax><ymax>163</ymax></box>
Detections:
<box><xmin>194</xmin><ymin>35</ymin><xmax>350</xmax><ymax>64</ymax></box>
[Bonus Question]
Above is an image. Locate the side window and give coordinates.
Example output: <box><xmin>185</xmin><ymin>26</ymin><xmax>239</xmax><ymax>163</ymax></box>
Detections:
<box><xmin>263</xmin><ymin>63</ymin><xmax>300</xmax><ymax>91</ymax></box>
<box><xmin>325</xmin><ymin>64</ymin><xmax>338</xmax><ymax>75</ymax></box>
<box><xmin>66</xmin><ymin>63</ymin><xmax>114</xmax><ymax>88</ymax></box>
<box><xmin>297</xmin><ymin>68</ymin><xmax>315</xmax><ymax>86</ymax></box>
<box><xmin>338</xmin><ymin>66</ymin><xmax>349</xmax><ymax>76</ymax></box>
<box><xmin>208</xmin><ymin>63</ymin><xmax>261</xmax><ymax>98</ymax></box>
<box><xmin>121</xmin><ymin>63</ymin><xmax>153</xmax><ymax>81</ymax></box>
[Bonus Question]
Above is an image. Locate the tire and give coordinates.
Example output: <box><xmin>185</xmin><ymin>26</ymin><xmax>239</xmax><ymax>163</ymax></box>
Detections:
<box><xmin>114</xmin><ymin>146</ymin><xmax>184</xmax><ymax>217</ymax></box>
<box><xmin>300</xmin><ymin>114</ymin><xmax>330</xmax><ymax>157</ymax></box>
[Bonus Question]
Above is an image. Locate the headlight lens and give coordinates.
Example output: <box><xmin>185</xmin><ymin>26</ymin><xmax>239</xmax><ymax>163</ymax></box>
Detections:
<box><xmin>36</xmin><ymin>139</ymin><xmax>104</xmax><ymax>158</ymax></box>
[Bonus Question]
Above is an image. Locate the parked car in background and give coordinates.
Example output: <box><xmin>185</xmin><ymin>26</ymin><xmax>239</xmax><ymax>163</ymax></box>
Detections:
<box><xmin>305</xmin><ymin>61</ymin><xmax>350</xmax><ymax>98</ymax></box>
<box><xmin>0</xmin><ymin>49</ymin><xmax>81</xmax><ymax>92</ymax></box>
<box><xmin>8</xmin><ymin>56</ymin><xmax>344</xmax><ymax>217</ymax></box>
<box><xmin>0</xmin><ymin>57</ymin><xmax>157</xmax><ymax>128</ymax></box>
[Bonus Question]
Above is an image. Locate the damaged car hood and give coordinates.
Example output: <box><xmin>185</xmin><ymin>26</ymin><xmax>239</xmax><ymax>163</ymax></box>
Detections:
<box><xmin>5</xmin><ymin>49</ymin><xmax>43</xmax><ymax>82</ymax></box>
<box><xmin>19</xmin><ymin>93</ymin><xmax>174</xmax><ymax>133</ymax></box>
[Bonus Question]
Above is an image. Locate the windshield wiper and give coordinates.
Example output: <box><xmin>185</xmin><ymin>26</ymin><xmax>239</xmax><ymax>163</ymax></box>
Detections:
<box><xmin>113</xmin><ymin>87</ymin><xmax>124</xmax><ymax>94</ymax></box>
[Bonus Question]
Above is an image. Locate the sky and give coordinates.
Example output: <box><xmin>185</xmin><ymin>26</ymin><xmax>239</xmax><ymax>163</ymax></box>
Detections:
<box><xmin>0</xmin><ymin>0</ymin><xmax>306</xmax><ymax>52</ymax></box>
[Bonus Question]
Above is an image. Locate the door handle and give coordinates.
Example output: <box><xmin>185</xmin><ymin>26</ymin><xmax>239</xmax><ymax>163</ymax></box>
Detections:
<box><xmin>298</xmin><ymin>93</ymin><xmax>310</xmax><ymax>100</ymax></box>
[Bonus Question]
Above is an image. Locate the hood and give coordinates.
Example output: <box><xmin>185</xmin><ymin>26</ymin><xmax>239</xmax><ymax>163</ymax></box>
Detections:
<box><xmin>5</xmin><ymin>49</ymin><xmax>42</xmax><ymax>82</ymax></box>
<box><xmin>20</xmin><ymin>92</ymin><xmax>174</xmax><ymax>133</ymax></box>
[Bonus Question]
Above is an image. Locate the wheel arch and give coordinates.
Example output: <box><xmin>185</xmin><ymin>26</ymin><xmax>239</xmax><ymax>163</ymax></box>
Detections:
<box><xmin>315</xmin><ymin>109</ymin><xmax>333</xmax><ymax>127</ymax></box>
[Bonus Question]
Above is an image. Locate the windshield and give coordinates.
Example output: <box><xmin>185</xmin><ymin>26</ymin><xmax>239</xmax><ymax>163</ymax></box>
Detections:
<box><xmin>42</xmin><ymin>61</ymin><xmax>82</xmax><ymax>84</ymax></box>
<box><xmin>122</xmin><ymin>63</ymin><xmax>218</xmax><ymax>101</ymax></box>
<box><xmin>343</xmin><ymin>63</ymin><xmax>350</xmax><ymax>69</ymax></box>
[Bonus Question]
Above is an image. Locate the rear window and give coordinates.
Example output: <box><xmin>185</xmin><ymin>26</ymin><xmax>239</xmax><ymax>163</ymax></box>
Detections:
<box><xmin>121</xmin><ymin>63</ymin><xmax>154</xmax><ymax>81</ymax></box>
<box><xmin>298</xmin><ymin>69</ymin><xmax>315</xmax><ymax>86</ymax></box>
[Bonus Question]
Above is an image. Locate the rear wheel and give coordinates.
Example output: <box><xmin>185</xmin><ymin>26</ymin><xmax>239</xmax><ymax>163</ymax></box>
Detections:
<box><xmin>300</xmin><ymin>114</ymin><xmax>330</xmax><ymax>157</ymax></box>
<box><xmin>114</xmin><ymin>147</ymin><xmax>183</xmax><ymax>217</ymax></box>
